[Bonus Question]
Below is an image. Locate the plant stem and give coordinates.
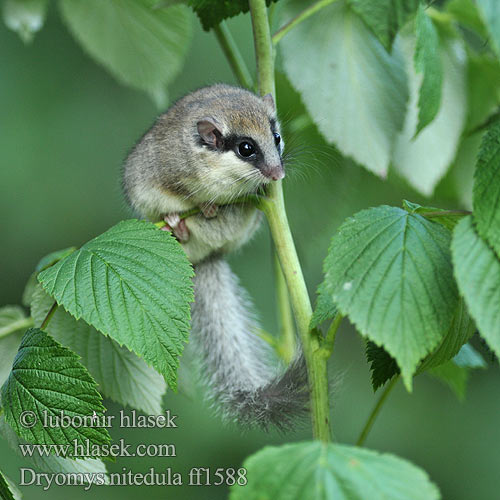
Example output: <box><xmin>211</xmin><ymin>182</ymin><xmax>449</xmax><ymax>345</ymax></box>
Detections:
<box><xmin>274</xmin><ymin>252</ymin><xmax>296</xmax><ymax>363</ymax></box>
<box><xmin>0</xmin><ymin>316</ymin><xmax>34</xmax><ymax>339</ymax></box>
<box><xmin>272</xmin><ymin>0</ymin><xmax>338</xmax><ymax>45</ymax></box>
<box><xmin>250</xmin><ymin>0</ymin><xmax>331</xmax><ymax>442</ymax></box>
<box><xmin>40</xmin><ymin>301</ymin><xmax>58</xmax><ymax>330</ymax></box>
<box><xmin>356</xmin><ymin>376</ymin><xmax>399</xmax><ymax>447</ymax></box>
<box><xmin>249</xmin><ymin>0</ymin><xmax>275</xmax><ymax>98</ymax></box>
<box><xmin>317</xmin><ymin>313</ymin><xmax>342</xmax><ymax>358</ymax></box>
<box><xmin>213</xmin><ymin>22</ymin><xmax>254</xmax><ymax>90</ymax></box>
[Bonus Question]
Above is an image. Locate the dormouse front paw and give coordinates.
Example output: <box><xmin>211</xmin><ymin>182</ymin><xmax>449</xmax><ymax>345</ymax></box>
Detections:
<box><xmin>162</xmin><ymin>213</ymin><xmax>190</xmax><ymax>242</ymax></box>
<box><xmin>200</xmin><ymin>203</ymin><xmax>219</xmax><ymax>219</ymax></box>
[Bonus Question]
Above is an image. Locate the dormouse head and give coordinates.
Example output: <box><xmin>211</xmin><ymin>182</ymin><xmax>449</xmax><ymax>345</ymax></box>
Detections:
<box><xmin>195</xmin><ymin>88</ymin><xmax>284</xmax><ymax>187</ymax></box>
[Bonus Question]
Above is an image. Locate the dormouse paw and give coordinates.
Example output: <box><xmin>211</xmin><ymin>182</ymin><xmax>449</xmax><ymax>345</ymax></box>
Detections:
<box><xmin>162</xmin><ymin>213</ymin><xmax>190</xmax><ymax>242</ymax></box>
<box><xmin>200</xmin><ymin>203</ymin><xmax>219</xmax><ymax>219</ymax></box>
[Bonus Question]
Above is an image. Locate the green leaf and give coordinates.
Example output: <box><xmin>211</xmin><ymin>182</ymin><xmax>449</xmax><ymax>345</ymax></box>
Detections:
<box><xmin>0</xmin><ymin>416</ymin><xmax>108</xmax><ymax>482</ymax></box>
<box><xmin>22</xmin><ymin>247</ymin><xmax>78</xmax><ymax>308</ymax></box>
<box><xmin>392</xmin><ymin>33</ymin><xmax>467</xmax><ymax>196</ymax></box>
<box><xmin>31</xmin><ymin>285</ymin><xmax>167</xmax><ymax>415</ymax></box>
<box><xmin>366</xmin><ymin>341</ymin><xmax>399</xmax><ymax>390</ymax></box>
<box><xmin>454</xmin><ymin>342</ymin><xmax>486</xmax><ymax>368</ymax></box>
<box><xmin>427</xmin><ymin>358</ymin><xmax>468</xmax><ymax>400</ymax></box>
<box><xmin>322</xmin><ymin>205</ymin><xmax>458</xmax><ymax>389</ymax></box>
<box><xmin>187</xmin><ymin>0</ymin><xmax>278</xmax><ymax>31</ymax></box>
<box><xmin>367</xmin><ymin>298</ymin><xmax>474</xmax><ymax>390</ymax></box>
<box><xmin>36</xmin><ymin>247</ymin><xmax>78</xmax><ymax>273</ymax></box>
<box><xmin>0</xmin><ymin>306</ymin><xmax>33</xmax><ymax>388</ymax></box>
<box><xmin>452</xmin><ymin>216</ymin><xmax>500</xmax><ymax>360</ymax></box>
<box><xmin>38</xmin><ymin>219</ymin><xmax>194</xmax><ymax>390</ymax></box>
<box><xmin>310</xmin><ymin>280</ymin><xmax>337</xmax><ymax>329</ymax></box>
<box><xmin>0</xmin><ymin>328</ymin><xmax>111</xmax><ymax>455</ymax></box>
<box><xmin>418</xmin><ymin>298</ymin><xmax>475</xmax><ymax>372</ymax></box>
<box><xmin>402</xmin><ymin>200</ymin><xmax>468</xmax><ymax>231</ymax></box>
<box><xmin>476</xmin><ymin>0</ymin><xmax>500</xmax><ymax>57</ymax></box>
<box><xmin>0</xmin><ymin>305</ymin><xmax>31</xmax><ymax>340</ymax></box>
<box><xmin>473</xmin><ymin>122</ymin><xmax>500</xmax><ymax>257</ymax></box>
<box><xmin>2</xmin><ymin>0</ymin><xmax>48</xmax><ymax>44</ymax></box>
<box><xmin>465</xmin><ymin>53</ymin><xmax>500</xmax><ymax>133</ymax></box>
<box><xmin>0</xmin><ymin>470</ymin><xmax>20</xmax><ymax>500</ymax></box>
<box><xmin>427</xmin><ymin>344</ymin><xmax>485</xmax><ymax>401</ymax></box>
<box><xmin>346</xmin><ymin>0</ymin><xmax>420</xmax><ymax>51</ymax></box>
<box><xmin>447</xmin><ymin>0</ymin><xmax>489</xmax><ymax>39</ymax></box>
<box><xmin>59</xmin><ymin>0</ymin><xmax>192</xmax><ymax>105</ymax></box>
<box><xmin>230</xmin><ymin>441</ymin><xmax>440</xmax><ymax>500</ymax></box>
<box><xmin>280</xmin><ymin>0</ymin><xmax>408</xmax><ymax>177</ymax></box>
<box><xmin>414</xmin><ymin>5</ymin><xmax>443</xmax><ymax>135</ymax></box>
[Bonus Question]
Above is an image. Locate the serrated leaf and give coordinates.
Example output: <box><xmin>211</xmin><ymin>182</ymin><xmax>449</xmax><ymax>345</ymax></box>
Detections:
<box><xmin>0</xmin><ymin>328</ymin><xmax>110</xmax><ymax>455</ymax></box>
<box><xmin>476</xmin><ymin>0</ymin><xmax>500</xmax><ymax>57</ymax></box>
<box><xmin>367</xmin><ymin>298</ymin><xmax>474</xmax><ymax>390</ymax></box>
<box><xmin>402</xmin><ymin>200</ymin><xmax>467</xmax><ymax>231</ymax></box>
<box><xmin>452</xmin><ymin>216</ymin><xmax>500</xmax><ymax>360</ymax></box>
<box><xmin>38</xmin><ymin>219</ymin><xmax>194</xmax><ymax>390</ymax></box>
<box><xmin>59</xmin><ymin>0</ymin><xmax>192</xmax><ymax>104</ymax></box>
<box><xmin>2</xmin><ymin>0</ymin><xmax>48</xmax><ymax>44</ymax></box>
<box><xmin>0</xmin><ymin>416</ymin><xmax>108</xmax><ymax>482</ymax></box>
<box><xmin>230</xmin><ymin>441</ymin><xmax>439</xmax><ymax>500</ymax></box>
<box><xmin>322</xmin><ymin>205</ymin><xmax>458</xmax><ymax>389</ymax></box>
<box><xmin>0</xmin><ymin>470</ymin><xmax>20</xmax><ymax>500</ymax></box>
<box><xmin>310</xmin><ymin>281</ymin><xmax>337</xmax><ymax>329</ymax></box>
<box><xmin>280</xmin><ymin>0</ymin><xmax>408</xmax><ymax>177</ymax></box>
<box><xmin>414</xmin><ymin>5</ymin><xmax>443</xmax><ymax>135</ymax></box>
<box><xmin>473</xmin><ymin>122</ymin><xmax>500</xmax><ymax>257</ymax></box>
<box><xmin>392</xmin><ymin>33</ymin><xmax>467</xmax><ymax>196</ymax></box>
<box><xmin>346</xmin><ymin>0</ymin><xmax>420</xmax><ymax>50</ymax></box>
<box><xmin>366</xmin><ymin>341</ymin><xmax>399</xmax><ymax>390</ymax></box>
<box><xmin>187</xmin><ymin>0</ymin><xmax>278</xmax><ymax>31</ymax></box>
<box><xmin>31</xmin><ymin>285</ymin><xmax>167</xmax><ymax>415</ymax></box>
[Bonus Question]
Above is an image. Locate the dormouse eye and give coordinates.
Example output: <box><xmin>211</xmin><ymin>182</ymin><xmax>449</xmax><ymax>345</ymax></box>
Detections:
<box><xmin>238</xmin><ymin>141</ymin><xmax>255</xmax><ymax>158</ymax></box>
<box><xmin>273</xmin><ymin>132</ymin><xmax>281</xmax><ymax>146</ymax></box>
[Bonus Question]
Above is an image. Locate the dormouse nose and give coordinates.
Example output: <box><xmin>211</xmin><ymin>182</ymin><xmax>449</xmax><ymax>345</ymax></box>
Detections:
<box><xmin>264</xmin><ymin>163</ymin><xmax>285</xmax><ymax>181</ymax></box>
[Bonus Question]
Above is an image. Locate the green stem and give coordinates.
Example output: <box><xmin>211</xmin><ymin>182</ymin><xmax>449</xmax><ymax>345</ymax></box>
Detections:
<box><xmin>317</xmin><ymin>313</ymin><xmax>342</xmax><ymax>359</ymax></box>
<box><xmin>249</xmin><ymin>0</ymin><xmax>276</xmax><ymax>98</ymax></box>
<box><xmin>250</xmin><ymin>0</ymin><xmax>331</xmax><ymax>442</ymax></box>
<box><xmin>274</xmin><ymin>252</ymin><xmax>296</xmax><ymax>363</ymax></box>
<box><xmin>213</xmin><ymin>22</ymin><xmax>254</xmax><ymax>89</ymax></box>
<box><xmin>0</xmin><ymin>316</ymin><xmax>34</xmax><ymax>339</ymax></box>
<box><xmin>356</xmin><ymin>376</ymin><xmax>399</xmax><ymax>447</ymax></box>
<box><xmin>272</xmin><ymin>0</ymin><xmax>338</xmax><ymax>45</ymax></box>
<box><xmin>40</xmin><ymin>302</ymin><xmax>58</xmax><ymax>330</ymax></box>
<box><xmin>422</xmin><ymin>210</ymin><xmax>471</xmax><ymax>219</ymax></box>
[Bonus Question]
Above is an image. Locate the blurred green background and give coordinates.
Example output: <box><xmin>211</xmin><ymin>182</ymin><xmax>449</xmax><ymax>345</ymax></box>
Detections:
<box><xmin>1</xmin><ymin>5</ymin><xmax>499</xmax><ymax>500</ymax></box>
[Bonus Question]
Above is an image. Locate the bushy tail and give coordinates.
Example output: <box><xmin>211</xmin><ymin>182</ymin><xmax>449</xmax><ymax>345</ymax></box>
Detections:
<box><xmin>190</xmin><ymin>255</ymin><xmax>309</xmax><ymax>430</ymax></box>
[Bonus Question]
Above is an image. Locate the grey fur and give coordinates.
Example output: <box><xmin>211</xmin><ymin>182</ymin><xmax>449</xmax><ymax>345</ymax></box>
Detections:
<box><xmin>191</xmin><ymin>257</ymin><xmax>309</xmax><ymax>430</ymax></box>
<box><xmin>122</xmin><ymin>84</ymin><xmax>309</xmax><ymax>429</ymax></box>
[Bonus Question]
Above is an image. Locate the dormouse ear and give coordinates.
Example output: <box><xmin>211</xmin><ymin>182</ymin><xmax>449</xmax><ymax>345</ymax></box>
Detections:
<box><xmin>197</xmin><ymin>118</ymin><xmax>222</xmax><ymax>148</ymax></box>
<box><xmin>261</xmin><ymin>93</ymin><xmax>275</xmax><ymax>112</ymax></box>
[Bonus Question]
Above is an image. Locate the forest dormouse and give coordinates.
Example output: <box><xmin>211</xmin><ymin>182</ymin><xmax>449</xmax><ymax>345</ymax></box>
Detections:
<box><xmin>123</xmin><ymin>84</ymin><xmax>308</xmax><ymax>429</ymax></box>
